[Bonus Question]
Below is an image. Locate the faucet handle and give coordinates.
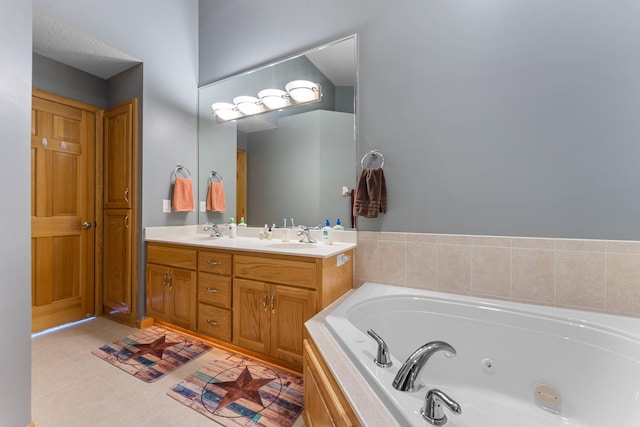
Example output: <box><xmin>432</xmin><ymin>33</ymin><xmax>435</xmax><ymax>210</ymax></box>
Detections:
<box><xmin>421</xmin><ymin>388</ymin><xmax>462</xmax><ymax>425</ymax></box>
<box><xmin>367</xmin><ymin>329</ymin><xmax>392</xmax><ymax>368</ymax></box>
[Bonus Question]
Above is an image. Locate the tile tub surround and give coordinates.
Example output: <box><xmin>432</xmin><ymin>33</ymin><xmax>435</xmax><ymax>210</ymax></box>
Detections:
<box><xmin>356</xmin><ymin>232</ymin><xmax>640</xmax><ymax>318</ymax></box>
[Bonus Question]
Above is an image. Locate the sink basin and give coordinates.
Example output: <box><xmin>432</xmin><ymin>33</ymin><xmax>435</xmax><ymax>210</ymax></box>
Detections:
<box><xmin>266</xmin><ymin>242</ymin><xmax>317</xmax><ymax>250</ymax></box>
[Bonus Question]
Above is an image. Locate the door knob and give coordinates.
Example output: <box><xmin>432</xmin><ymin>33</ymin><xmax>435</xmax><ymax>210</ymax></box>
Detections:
<box><xmin>74</xmin><ymin>221</ymin><xmax>92</xmax><ymax>229</ymax></box>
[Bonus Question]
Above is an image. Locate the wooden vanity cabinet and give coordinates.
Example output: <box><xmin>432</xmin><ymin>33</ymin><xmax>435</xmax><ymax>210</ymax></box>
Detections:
<box><xmin>197</xmin><ymin>249</ymin><xmax>233</xmax><ymax>342</ymax></box>
<box><xmin>233</xmin><ymin>277</ymin><xmax>316</xmax><ymax>366</ymax></box>
<box><xmin>145</xmin><ymin>244</ymin><xmax>197</xmax><ymax>330</ymax></box>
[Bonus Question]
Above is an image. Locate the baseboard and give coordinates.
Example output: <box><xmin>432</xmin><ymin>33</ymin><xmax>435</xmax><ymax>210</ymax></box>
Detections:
<box><xmin>28</xmin><ymin>422</ymin><xmax>35</xmax><ymax>427</ymax></box>
<box><xmin>137</xmin><ymin>316</ymin><xmax>154</xmax><ymax>329</ymax></box>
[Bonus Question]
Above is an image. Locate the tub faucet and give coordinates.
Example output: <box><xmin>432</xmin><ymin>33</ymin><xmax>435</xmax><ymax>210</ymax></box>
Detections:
<box><xmin>421</xmin><ymin>388</ymin><xmax>462</xmax><ymax>425</ymax></box>
<box><xmin>297</xmin><ymin>226</ymin><xmax>317</xmax><ymax>243</ymax></box>
<box><xmin>366</xmin><ymin>329</ymin><xmax>392</xmax><ymax>368</ymax></box>
<box><xmin>392</xmin><ymin>341</ymin><xmax>456</xmax><ymax>392</ymax></box>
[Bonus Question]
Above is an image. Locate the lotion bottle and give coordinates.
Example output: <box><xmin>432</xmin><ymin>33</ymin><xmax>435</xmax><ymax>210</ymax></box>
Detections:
<box><xmin>333</xmin><ymin>218</ymin><xmax>345</xmax><ymax>230</ymax></box>
<box><xmin>322</xmin><ymin>219</ymin><xmax>333</xmax><ymax>245</ymax></box>
<box><xmin>228</xmin><ymin>217</ymin><xmax>237</xmax><ymax>238</ymax></box>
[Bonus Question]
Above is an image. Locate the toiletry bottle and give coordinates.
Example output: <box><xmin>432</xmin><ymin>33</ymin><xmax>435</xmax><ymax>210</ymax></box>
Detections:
<box><xmin>322</xmin><ymin>219</ymin><xmax>333</xmax><ymax>245</ymax></box>
<box><xmin>281</xmin><ymin>219</ymin><xmax>290</xmax><ymax>242</ymax></box>
<box><xmin>333</xmin><ymin>218</ymin><xmax>345</xmax><ymax>230</ymax></box>
<box><xmin>267</xmin><ymin>224</ymin><xmax>274</xmax><ymax>240</ymax></box>
<box><xmin>238</xmin><ymin>217</ymin><xmax>247</xmax><ymax>227</ymax></box>
<box><xmin>228</xmin><ymin>217</ymin><xmax>237</xmax><ymax>238</ymax></box>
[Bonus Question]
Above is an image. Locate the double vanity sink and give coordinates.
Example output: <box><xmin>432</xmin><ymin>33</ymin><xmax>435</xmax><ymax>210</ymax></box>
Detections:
<box><xmin>143</xmin><ymin>224</ymin><xmax>356</xmax><ymax>371</ymax></box>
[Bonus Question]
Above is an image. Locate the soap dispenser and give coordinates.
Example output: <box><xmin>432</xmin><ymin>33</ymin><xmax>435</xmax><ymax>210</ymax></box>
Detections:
<box><xmin>333</xmin><ymin>218</ymin><xmax>345</xmax><ymax>231</ymax></box>
<box><xmin>238</xmin><ymin>217</ymin><xmax>247</xmax><ymax>227</ymax></box>
<box><xmin>322</xmin><ymin>219</ymin><xmax>333</xmax><ymax>245</ymax></box>
<box><xmin>228</xmin><ymin>217</ymin><xmax>237</xmax><ymax>238</ymax></box>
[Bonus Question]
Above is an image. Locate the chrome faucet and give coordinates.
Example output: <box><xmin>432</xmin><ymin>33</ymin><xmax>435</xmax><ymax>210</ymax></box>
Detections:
<box><xmin>421</xmin><ymin>388</ymin><xmax>462</xmax><ymax>425</ymax></box>
<box><xmin>367</xmin><ymin>329</ymin><xmax>392</xmax><ymax>368</ymax></box>
<box><xmin>392</xmin><ymin>341</ymin><xmax>456</xmax><ymax>392</ymax></box>
<box><xmin>297</xmin><ymin>226</ymin><xmax>317</xmax><ymax>243</ymax></box>
<box><xmin>203</xmin><ymin>223</ymin><xmax>222</xmax><ymax>238</ymax></box>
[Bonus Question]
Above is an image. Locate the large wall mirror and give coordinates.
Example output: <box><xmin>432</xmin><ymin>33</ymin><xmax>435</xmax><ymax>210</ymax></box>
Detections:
<box><xmin>198</xmin><ymin>35</ymin><xmax>357</xmax><ymax>228</ymax></box>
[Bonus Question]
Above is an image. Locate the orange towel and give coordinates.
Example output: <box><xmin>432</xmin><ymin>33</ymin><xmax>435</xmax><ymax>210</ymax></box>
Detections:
<box><xmin>206</xmin><ymin>181</ymin><xmax>226</xmax><ymax>212</ymax></box>
<box><xmin>172</xmin><ymin>177</ymin><xmax>195</xmax><ymax>212</ymax></box>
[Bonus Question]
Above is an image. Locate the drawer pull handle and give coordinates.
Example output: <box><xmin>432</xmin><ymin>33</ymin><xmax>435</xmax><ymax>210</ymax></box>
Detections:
<box><xmin>206</xmin><ymin>319</ymin><xmax>220</xmax><ymax>327</ymax></box>
<box><xmin>206</xmin><ymin>287</ymin><xmax>221</xmax><ymax>293</ymax></box>
<box><xmin>270</xmin><ymin>291</ymin><xmax>276</xmax><ymax>314</ymax></box>
<box><xmin>263</xmin><ymin>291</ymin><xmax>268</xmax><ymax>312</ymax></box>
<box><xmin>207</xmin><ymin>260</ymin><xmax>221</xmax><ymax>266</ymax></box>
<box><xmin>163</xmin><ymin>272</ymin><xmax>169</xmax><ymax>288</ymax></box>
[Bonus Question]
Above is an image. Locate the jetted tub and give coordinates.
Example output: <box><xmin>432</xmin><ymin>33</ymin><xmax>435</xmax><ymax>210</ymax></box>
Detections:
<box><xmin>323</xmin><ymin>282</ymin><xmax>640</xmax><ymax>427</ymax></box>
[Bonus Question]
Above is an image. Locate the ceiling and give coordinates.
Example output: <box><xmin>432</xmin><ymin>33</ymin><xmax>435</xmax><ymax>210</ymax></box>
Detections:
<box><xmin>32</xmin><ymin>11</ymin><xmax>140</xmax><ymax>79</ymax></box>
<box><xmin>33</xmin><ymin>11</ymin><xmax>355</xmax><ymax>86</ymax></box>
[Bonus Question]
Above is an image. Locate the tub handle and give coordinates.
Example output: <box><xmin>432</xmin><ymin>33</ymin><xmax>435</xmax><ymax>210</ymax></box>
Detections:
<box><xmin>421</xmin><ymin>388</ymin><xmax>462</xmax><ymax>425</ymax></box>
<box><xmin>367</xmin><ymin>329</ymin><xmax>392</xmax><ymax>368</ymax></box>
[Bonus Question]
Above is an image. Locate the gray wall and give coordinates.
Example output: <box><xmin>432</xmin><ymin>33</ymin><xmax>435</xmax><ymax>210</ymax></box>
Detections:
<box><xmin>1</xmin><ymin>1</ymin><xmax>32</xmax><ymax>425</ymax></box>
<box><xmin>199</xmin><ymin>0</ymin><xmax>640</xmax><ymax>241</ymax></box>
<box><xmin>33</xmin><ymin>53</ymin><xmax>108</xmax><ymax>107</ymax></box>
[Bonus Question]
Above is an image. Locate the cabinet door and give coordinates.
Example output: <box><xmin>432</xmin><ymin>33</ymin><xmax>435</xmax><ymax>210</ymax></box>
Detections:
<box><xmin>146</xmin><ymin>264</ymin><xmax>169</xmax><ymax>321</ymax></box>
<box><xmin>103</xmin><ymin>209</ymin><xmax>132</xmax><ymax>319</ymax></box>
<box><xmin>169</xmin><ymin>268</ymin><xmax>197</xmax><ymax>330</ymax></box>
<box><xmin>271</xmin><ymin>284</ymin><xmax>316</xmax><ymax>365</ymax></box>
<box><xmin>104</xmin><ymin>101</ymin><xmax>134</xmax><ymax>209</ymax></box>
<box><xmin>233</xmin><ymin>278</ymin><xmax>270</xmax><ymax>354</ymax></box>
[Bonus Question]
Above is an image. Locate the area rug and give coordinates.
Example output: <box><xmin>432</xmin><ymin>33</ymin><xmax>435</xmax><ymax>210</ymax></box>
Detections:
<box><xmin>92</xmin><ymin>326</ymin><xmax>212</xmax><ymax>383</ymax></box>
<box><xmin>168</xmin><ymin>351</ymin><xmax>303</xmax><ymax>426</ymax></box>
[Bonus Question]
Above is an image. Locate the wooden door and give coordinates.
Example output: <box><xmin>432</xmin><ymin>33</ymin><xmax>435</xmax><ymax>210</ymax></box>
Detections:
<box><xmin>271</xmin><ymin>284</ymin><xmax>316</xmax><ymax>365</ymax></box>
<box><xmin>31</xmin><ymin>91</ymin><xmax>97</xmax><ymax>332</ymax></box>
<box><xmin>233</xmin><ymin>278</ymin><xmax>270</xmax><ymax>354</ymax></box>
<box><xmin>236</xmin><ymin>149</ymin><xmax>247</xmax><ymax>222</ymax></box>
<box><xmin>102</xmin><ymin>209</ymin><xmax>131</xmax><ymax>318</ymax></box>
<box><xmin>169</xmin><ymin>268</ymin><xmax>197</xmax><ymax>330</ymax></box>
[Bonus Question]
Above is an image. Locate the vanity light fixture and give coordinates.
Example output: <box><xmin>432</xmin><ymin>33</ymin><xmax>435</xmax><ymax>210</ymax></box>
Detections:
<box><xmin>211</xmin><ymin>79</ymin><xmax>322</xmax><ymax>123</ymax></box>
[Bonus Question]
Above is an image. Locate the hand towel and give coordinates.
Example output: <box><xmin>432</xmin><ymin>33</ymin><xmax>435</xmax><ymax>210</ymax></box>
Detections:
<box><xmin>172</xmin><ymin>177</ymin><xmax>195</xmax><ymax>212</ymax></box>
<box><xmin>206</xmin><ymin>181</ymin><xmax>226</xmax><ymax>212</ymax></box>
<box><xmin>353</xmin><ymin>168</ymin><xmax>387</xmax><ymax>218</ymax></box>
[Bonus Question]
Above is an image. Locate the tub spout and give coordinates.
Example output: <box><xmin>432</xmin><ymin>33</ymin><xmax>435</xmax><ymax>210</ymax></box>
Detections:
<box><xmin>421</xmin><ymin>388</ymin><xmax>462</xmax><ymax>425</ymax></box>
<box><xmin>392</xmin><ymin>341</ymin><xmax>456</xmax><ymax>392</ymax></box>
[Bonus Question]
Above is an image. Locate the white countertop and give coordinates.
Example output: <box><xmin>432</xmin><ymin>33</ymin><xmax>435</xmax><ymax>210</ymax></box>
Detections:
<box><xmin>144</xmin><ymin>225</ymin><xmax>356</xmax><ymax>258</ymax></box>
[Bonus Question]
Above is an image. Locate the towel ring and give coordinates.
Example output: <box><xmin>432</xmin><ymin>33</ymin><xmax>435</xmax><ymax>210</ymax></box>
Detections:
<box><xmin>174</xmin><ymin>164</ymin><xmax>191</xmax><ymax>178</ymax></box>
<box><xmin>208</xmin><ymin>171</ymin><xmax>223</xmax><ymax>183</ymax></box>
<box><xmin>361</xmin><ymin>150</ymin><xmax>384</xmax><ymax>169</ymax></box>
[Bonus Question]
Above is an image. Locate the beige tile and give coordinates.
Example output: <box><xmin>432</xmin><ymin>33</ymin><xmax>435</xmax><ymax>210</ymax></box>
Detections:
<box><xmin>406</xmin><ymin>232</ymin><xmax>438</xmax><ymax>243</ymax></box>
<box><xmin>511</xmin><ymin>238</ymin><xmax>555</xmax><ymax>250</ymax></box>
<box><xmin>406</xmin><ymin>242</ymin><xmax>438</xmax><ymax>290</ymax></box>
<box><xmin>606</xmin><ymin>241</ymin><xmax>640</xmax><ymax>255</ymax></box>
<box><xmin>378</xmin><ymin>232</ymin><xmax>406</xmax><ymax>242</ymax></box>
<box><xmin>556</xmin><ymin>251</ymin><xmax>605</xmax><ymax>310</ymax></box>
<box><xmin>472</xmin><ymin>236</ymin><xmax>512</xmax><ymax>247</ymax></box>
<box><xmin>354</xmin><ymin>239</ymin><xmax>378</xmax><ymax>281</ymax></box>
<box><xmin>556</xmin><ymin>239</ymin><xmax>606</xmax><ymax>252</ymax></box>
<box><xmin>437</xmin><ymin>234</ymin><xmax>473</xmax><ymax>245</ymax></box>
<box><xmin>437</xmin><ymin>244</ymin><xmax>472</xmax><ymax>294</ymax></box>
<box><xmin>357</xmin><ymin>231</ymin><xmax>380</xmax><ymax>241</ymax></box>
<box><xmin>378</xmin><ymin>241</ymin><xmax>406</xmax><ymax>285</ymax></box>
<box><xmin>606</xmin><ymin>253</ymin><xmax>640</xmax><ymax>315</ymax></box>
<box><xmin>511</xmin><ymin>248</ymin><xmax>555</xmax><ymax>303</ymax></box>
<box><xmin>472</xmin><ymin>246</ymin><xmax>511</xmax><ymax>298</ymax></box>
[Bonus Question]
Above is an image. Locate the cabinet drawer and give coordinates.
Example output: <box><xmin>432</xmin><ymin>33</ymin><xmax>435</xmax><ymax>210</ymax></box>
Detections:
<box><xmin>147</xmin><ymin>244</ymin><xmax>197</xmax><ymax>270</ymax></box>
<box><xmin>198</xmin><ymin>304</ymin><xmax>232</xmax><ymax>342</ymax></box>
<box><xmin>234</xmin><ymin>255</ymin><xmax>317</xmax><ymax>289</ymax></box>
<box><xmin>198</xmin><ymin>250</ymin><xmax>232</xmax><ymax>275</ymax></box>
<box><xmin>198</xmin><ymin>272</ymin><xmax>232</xmax><ymax>308</ymax></box>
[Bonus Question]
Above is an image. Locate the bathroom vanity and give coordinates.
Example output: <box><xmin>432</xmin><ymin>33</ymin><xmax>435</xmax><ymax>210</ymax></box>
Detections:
<box><xmin>144</xmin><ymin>226</ymin><xmax>355</xmax><ymax>371</ymax></box>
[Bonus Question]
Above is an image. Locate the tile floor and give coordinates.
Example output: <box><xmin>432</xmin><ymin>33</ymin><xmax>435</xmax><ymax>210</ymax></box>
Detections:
<box><xmin>32</xmin><ymin>316</ymin><xmax>306</xmax><ymax>427</ymax></box>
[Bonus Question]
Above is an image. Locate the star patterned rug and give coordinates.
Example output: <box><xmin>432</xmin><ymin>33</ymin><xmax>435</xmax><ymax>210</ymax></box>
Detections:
<box><xmin>92</xmin><ymin>326</ymin><xmax>212</xmax><ymax>382</ymax></box>
<box><xmin>168</xmin><ymin>351</ymin><xmax>303</xmax><ymax>426</ymax></box>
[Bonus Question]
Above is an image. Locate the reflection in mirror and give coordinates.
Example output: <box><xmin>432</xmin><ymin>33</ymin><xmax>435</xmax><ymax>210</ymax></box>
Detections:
<box><xmin>198</xmin><ymin>35</ymin><xmax>357</xmax><ymax>229</ymax></box>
